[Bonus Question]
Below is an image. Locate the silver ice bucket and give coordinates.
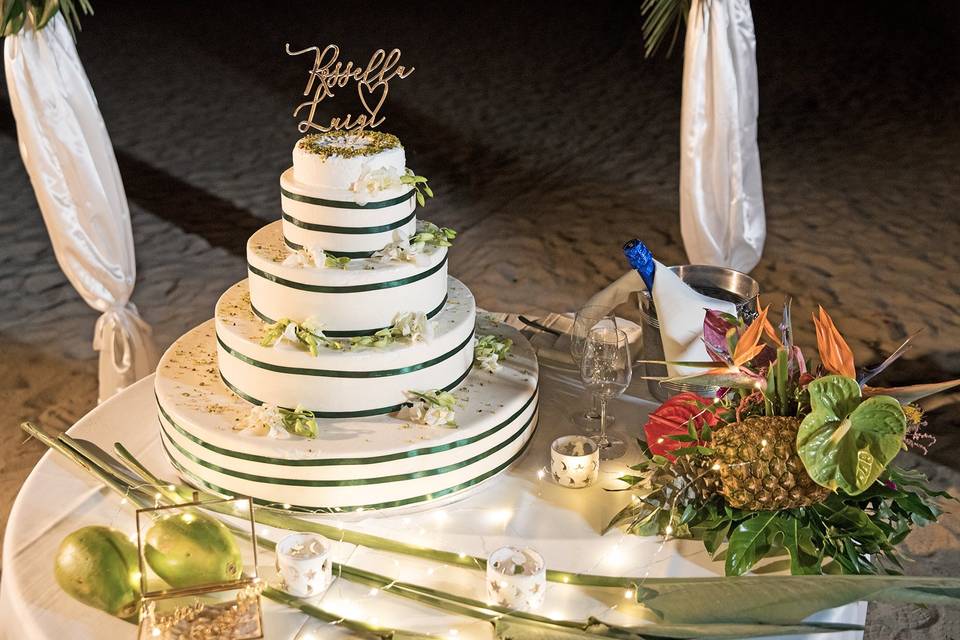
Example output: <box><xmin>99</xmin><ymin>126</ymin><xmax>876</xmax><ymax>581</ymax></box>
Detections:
<box><xmin>639</xmin><ymin>265</ymin><xmax>760</xmax><ymax>402</ymax></box>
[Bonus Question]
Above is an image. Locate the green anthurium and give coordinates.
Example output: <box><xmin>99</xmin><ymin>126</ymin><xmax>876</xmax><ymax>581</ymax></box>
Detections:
<box><xmin>797</xmin><ymin>375</ymin><xmax>907</xmax><ymax>495</ymax></box>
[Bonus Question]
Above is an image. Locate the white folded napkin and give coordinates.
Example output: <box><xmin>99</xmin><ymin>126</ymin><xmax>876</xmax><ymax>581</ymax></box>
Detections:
<box><xmin>585</xmin><ymin>262</ymin><xmax>737</xmax><ymax>378</ymax></box>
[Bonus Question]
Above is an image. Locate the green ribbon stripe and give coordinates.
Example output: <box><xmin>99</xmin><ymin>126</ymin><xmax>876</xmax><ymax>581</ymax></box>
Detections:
<box><xmin>160</xmin><ymin>406</ymin><xmax>537</xmax><ymax>487</ymax></box>
<box><xmin>162</xmin><ymin>429</ymin><xmax>536</xmax><ymax>513</ymax></box>
<box><xmin>219</xmin><ymin>363</ymin><xmax>473</xmax><ymax>419</ymax></box>
<box><xmin>282</xmin><ymin>210</ymin><xmax>415</xmax><ymax>235</ymax></box>
<box><xmin>247</xmin><ymin>254</ymin><xmax>447</xmax><ymax>294</ymax></box>
<box><xmin>156</xmin><ymin>388</ymin><xmax>537</xmax><ymax>466</ymax></box>
<box><xmin>283</xmin><ymin>237</ymin><xmax>373</xmax><ymax>259</ymax></box>
<box><xmin>217</xmin><ymin>328</ymin><xmax>473</xmax><ymax>378</ymax></box>
<box><xmin>281</xmin><ymin>187</ymin><xmax>414</xmax><ymax>210</ymax></box>
<box><xmin>250</xmin><ymin>294</ymin><xmax>448</xmax><ymax>338</ymax></box>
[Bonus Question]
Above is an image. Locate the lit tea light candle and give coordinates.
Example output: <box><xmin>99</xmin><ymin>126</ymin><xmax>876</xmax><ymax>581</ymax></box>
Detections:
<box><xmin>486</xmin><ymin>546</ymin><xmax>546</xmax><ymax>611</ymax></box>
<box><xmin>275</xmin><ymin>533</ymin><xmax>333</xmax><ymax>598</ymax></box>
<box><xmin>550</xmin><ymin>435</ymin><xmax>599</xmax><ymax>488</ymax></box>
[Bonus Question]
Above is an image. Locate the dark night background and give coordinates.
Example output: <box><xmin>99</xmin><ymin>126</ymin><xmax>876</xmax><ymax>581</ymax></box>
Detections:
<box><xmin>2</xmin><ymin>1</ymin><xmax>959</xmax><ymax>635</ymax></box>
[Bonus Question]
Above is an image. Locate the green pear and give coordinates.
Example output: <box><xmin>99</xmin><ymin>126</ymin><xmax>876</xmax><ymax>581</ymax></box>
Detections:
<box><xmin>144</xmin><ymin>510</ymin><xmax>242</xmax><ymax>588</ymax></box>
<box><xmin>54</xmin><ymin>526</ymin><xmax>141</xmax><ymax>618</ymax></box>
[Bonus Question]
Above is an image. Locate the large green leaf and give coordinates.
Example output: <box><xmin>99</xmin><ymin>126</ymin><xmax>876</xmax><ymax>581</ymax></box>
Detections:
<box><xmin>797</xmin><ymin>376</ymin><xmax>906</xmax><ymax>494</ymax></box>
<box><xmin>635</xmin><ymin>576</ymin><xmax>960</xmax><ymax>624</ymax></box>
<box><xmin>724</xmin><ymin>513</ymin><xmax>777</xmax><ymax>576</ymax></box>
<box><xmin>771</xmin><ymin>515</ymin><xmax>822</xmax><ymax>575</ymax></box>
<box><xmin>494</xmin><ymin>617</ymin><xmax>862</xmax><ymax>640</ymax></box>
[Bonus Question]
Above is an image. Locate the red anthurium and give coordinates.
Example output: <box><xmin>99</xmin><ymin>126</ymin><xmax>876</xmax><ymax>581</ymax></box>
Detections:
<box><xmin>644</xmin><ymin>392</ymin><xmax>720</xmax><ymax>462</ymax></box>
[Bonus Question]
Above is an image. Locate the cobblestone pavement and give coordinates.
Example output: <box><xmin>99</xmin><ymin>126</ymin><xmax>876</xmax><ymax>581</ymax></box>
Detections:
<box><xmin>1</xmin><ymin>2</ymin><xmax>958</xmax><ymax>636</ymax></box>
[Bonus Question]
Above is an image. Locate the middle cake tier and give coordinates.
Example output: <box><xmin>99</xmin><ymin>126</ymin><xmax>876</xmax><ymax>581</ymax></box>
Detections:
<box><xmin>216</xmin><ymin>277</ymin><xmax>475</xmax><ymax>418</ymax></box>
<box><xmin>247</xmin><ymin>221</ymin><xmax>448</xmax><ymax>335</ymax></box>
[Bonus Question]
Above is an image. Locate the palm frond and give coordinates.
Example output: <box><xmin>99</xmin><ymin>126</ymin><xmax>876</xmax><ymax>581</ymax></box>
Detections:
<box><xmin>640</xmin><ymin>0</ymin><xmax>691</xmax><ymax>58</ymax></box>
<box><xmin>1</xmin><ymin>0</ymin><xmax>93</xmax><ymax>38</ymax></box>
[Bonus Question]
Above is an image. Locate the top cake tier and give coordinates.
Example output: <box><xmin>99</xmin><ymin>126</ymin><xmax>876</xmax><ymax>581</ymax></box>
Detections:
<box><xmin>292</xmin><ymin>130</ymin><xmax>406</xmax><ymax>190</ymax></box>
<box><xmin>283</xmin><ymin>131</ymin><xmax>418</xmax><ymax>258</ymax></box>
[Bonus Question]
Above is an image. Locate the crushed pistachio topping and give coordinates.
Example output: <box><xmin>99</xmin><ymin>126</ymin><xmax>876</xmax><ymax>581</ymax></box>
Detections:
<box><xmin>297</xmin><ymin>131</ymin><xmax>401</xmax><ymax>159</ymax></box>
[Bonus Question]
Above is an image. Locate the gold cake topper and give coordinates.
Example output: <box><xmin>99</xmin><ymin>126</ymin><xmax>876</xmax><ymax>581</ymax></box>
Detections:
<box><xmin>286</xmin><ymin>43</ymin><xmax>414</xmax><ymax>134</ymax></box>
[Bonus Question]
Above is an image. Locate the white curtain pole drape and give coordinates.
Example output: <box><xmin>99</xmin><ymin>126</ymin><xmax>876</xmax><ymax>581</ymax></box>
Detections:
<box><xmin>4</xmin><ymin>14</ymin><xmax>156</xmax><ymax>402</ymax></box>
<box><xmin>679</xmin><ymin>0</ymin><xmax>766</xmax><ymax>273</ymax></box>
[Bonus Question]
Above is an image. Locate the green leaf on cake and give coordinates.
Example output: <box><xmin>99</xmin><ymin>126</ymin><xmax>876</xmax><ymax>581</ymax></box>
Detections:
<box><xmin>260</xmin><ymin>318</ymin><xmax>292</xmax><ymax>347</ymax></box>
<box><xmin>323</xmin><ymin>255</ymin><xmax>350</xmax><ymax>269</ymax></box>
<box><xmin>401</xmin><ymin>169</ymin><xmax>434</xmax><ymax>208</ymax></box>
<box><xmin>411</xmin><ymin>222</ymin><xmax>457</xmax><ymax>249</ymax></box>
<box><xmin>797</xmin><ymin>375</ymin><xmax>907</xmax><ymax>495</ymax></box>
<box><xmin>280</xmin><ymin>405</ymin><xmax>319</xmax><ymax>438</ymax></box>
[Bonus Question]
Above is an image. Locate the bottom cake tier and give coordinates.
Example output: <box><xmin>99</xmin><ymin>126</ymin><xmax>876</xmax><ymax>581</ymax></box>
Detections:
<box><xmin>154</xmin><ymin>315</ymin><xmax>539</xmax><ymax>512</ymax></box>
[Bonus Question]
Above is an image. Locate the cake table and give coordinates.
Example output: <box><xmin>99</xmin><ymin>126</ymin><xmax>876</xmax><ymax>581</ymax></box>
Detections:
<box><xmin>0</xmin><ymin>346</ymin><xmax>866</xmax><ymax>640</ymax></box>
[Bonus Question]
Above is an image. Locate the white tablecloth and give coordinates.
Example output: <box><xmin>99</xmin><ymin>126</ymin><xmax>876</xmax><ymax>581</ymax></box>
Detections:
<box><xmin>0</xmin><ymin>320</ymin><xmax>866</xmax><ymax>639</ymax></box>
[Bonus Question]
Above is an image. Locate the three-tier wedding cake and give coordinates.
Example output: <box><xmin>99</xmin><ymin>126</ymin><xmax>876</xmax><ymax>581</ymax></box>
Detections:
<box><xmin>154</xmin><ymin>131</ymin><xmax>540</xmax><ymax>512</ymax></box>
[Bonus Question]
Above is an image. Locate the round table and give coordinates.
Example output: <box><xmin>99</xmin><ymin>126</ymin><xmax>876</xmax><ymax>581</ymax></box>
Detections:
<box><xmin>0</xmin><ymin>363</ymin><xmax>866</xmax><ymax>639</ymax></box>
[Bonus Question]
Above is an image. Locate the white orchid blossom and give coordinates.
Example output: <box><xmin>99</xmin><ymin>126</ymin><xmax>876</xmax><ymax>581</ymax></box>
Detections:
<box><xmin>399</xmin><ymin>390</ymin><xmax>457</xmax><ymax>427</ymax></box>
<box><xmin>282</xmin><ymin>244</ymin><xmax>326</xmax><ymax>268</ymax></box>
<box><xmin>392</xmin><ymin>311</ymin><xmax>433</xmax><ymax>343</ymax></box>
<box><xmin>238</xmin><ymin>403</ymin><xmax>288</xmax><ymax>438</ymax></box>
<box><xmin>350</xmin><ymin>165</ymin><xmax>404</xmax><ymax>205</ymax></box>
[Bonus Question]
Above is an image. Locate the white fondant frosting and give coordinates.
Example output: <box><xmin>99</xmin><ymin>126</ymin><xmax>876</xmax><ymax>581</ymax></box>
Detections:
<box><xmin>292</xmin><ymin>132</ymin><xmax>406</xmax><ymax>190</ymax></box>
<box><xmin>247</xmin><ymin>221</ymin><xmax>448</xmax><ymax>333</ymax></box>
<box><xmin>216</xmin><ymin>277</ymin><xmax>475</xmax><ymax>416</ymax></box>
<box><xmin>154</xmin><ymin>316</ymin><xmax>539</xmax><ymax>511</ymax></box>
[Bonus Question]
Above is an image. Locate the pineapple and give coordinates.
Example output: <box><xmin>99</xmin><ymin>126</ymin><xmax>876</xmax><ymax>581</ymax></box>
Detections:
<box><xmin>711</xmin><ymin>416</ymin><xmax>830</xmax><ymax>511</ymax></box>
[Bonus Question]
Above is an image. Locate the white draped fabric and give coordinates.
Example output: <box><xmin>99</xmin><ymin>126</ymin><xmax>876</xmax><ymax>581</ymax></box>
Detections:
<box><xmin>680</xmin><ymin>0</ymin><xmax>766</xmax><ymax>273</ymax></box>
<box><xmin>4</xmin><ymin>15</ymin><xmax>156</xmax><ymax>401</ymax></box>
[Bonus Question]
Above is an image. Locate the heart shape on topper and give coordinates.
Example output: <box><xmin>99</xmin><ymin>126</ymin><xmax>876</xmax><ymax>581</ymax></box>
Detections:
<box><xmin>358</xmin><ymin>81</ymin><xmax>388</xmax><ymax>128</ymax></box>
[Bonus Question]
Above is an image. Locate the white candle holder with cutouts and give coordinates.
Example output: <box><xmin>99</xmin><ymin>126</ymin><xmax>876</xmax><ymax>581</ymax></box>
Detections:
<box><xmin>550</xmin><ymin>435</ymin><xmax>599</xmax><ymax>488</ymax></box>
<box><xmin>485</xmin><ymin>546</ymin><xmax>546</xmax><ymax>611</ymax></box>
<box><xmin>275</xmin><ymin>533</ymin><xmax>334</xmax><ymax>598</ymax></box>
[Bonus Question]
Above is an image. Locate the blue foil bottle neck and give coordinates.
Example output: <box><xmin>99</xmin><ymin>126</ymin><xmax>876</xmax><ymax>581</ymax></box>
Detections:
<box><xmin>622</xmin><ymin>239</ymin><xmax>655</xmax><ymax>291</ymax></box>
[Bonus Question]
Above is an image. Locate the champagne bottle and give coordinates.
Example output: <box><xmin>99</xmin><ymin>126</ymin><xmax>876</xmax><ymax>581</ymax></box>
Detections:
<box><xmin>622</xmin><ymin>239</ymin><xmax>655</xmax><ymax>290</ymax></box>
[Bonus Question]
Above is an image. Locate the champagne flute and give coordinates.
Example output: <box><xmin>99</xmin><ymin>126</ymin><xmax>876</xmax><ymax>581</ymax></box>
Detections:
<box><xmin>580</xmin><ymin>326</ymin><xmax>631</xmax><ymax>460</ymax></box>
<box><xmin>569</xmin><ymin>305</ymin><xmax>618</xmax><ymax>431</ymax></box>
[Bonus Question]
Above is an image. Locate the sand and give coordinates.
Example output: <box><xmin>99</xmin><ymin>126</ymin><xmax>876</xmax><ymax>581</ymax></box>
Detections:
<box><xmin>0</xmin><ymin>1</ymin><xmax>958</xmax><ymax>636</ymax></box>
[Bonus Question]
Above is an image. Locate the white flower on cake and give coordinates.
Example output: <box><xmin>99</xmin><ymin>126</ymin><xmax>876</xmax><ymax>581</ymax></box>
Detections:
<box><xmin>282</xmin><ymin>245</ymin><xmax>350</xmax><ymax>270</ymax></box>
<box><xmin>350</xmin><ymin>165</ymin><xmax>404</xmax><ymax>205</ymax></box>
<box><xmin>282</xmin><ymin>244</ymin><xmax>325</xmax><ymax>268</ymax></box>
<box><xmin>350</xmin><ymin>165</ymin><xmax>435</xmax><ymax>207</ymax></box>
<box><xmin>371</xmin><ymin>232</ymin><xmax>427</xmax><ymax>265</ymax></box>
<box><xmin>474</xmin><ymin>334</ymin><xmax>513</xmax><ymax>373</ymax></box>
<box><xmin>261</xmin><ymin>317</ymin><xmax>343</xmax><ymax>355</ymax></box>
<box><xmin>400</xmin><ymin>390</ymin><xmax>457</xmax><ymax>428</ymax></box>
<box><xmin>371</xmin><ymin>222</ymin><xmax>457</xmax><ymax>265</ymax></box>
<box><xmin>393</xmin><ymin>311</ymin><xmax>433</xmax><ymax>342</ymax></box>
<box><xmin>236</xmin><ymin>403</ymin><xmax>319</xmax><ymax>439</ymax></box>
<box><xmin>349</xmin><ymin>310</ymin><xmax>435</xmax><ymax>349</ymax></box>
<box><xmin>238</xmin><ymin>403</ymin><xmax>287</xmax><ymax>438</ymax></box>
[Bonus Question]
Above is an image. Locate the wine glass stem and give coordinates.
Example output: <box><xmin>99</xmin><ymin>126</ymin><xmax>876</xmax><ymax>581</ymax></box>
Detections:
<box><xmin>598</xmin><ymin>398</ymin><xmax>609</xmax><ymax>447</ymax></box>
<box><xmin>589</xmin><ymin>392</ymin><xmax>601</xmax><ymax>419</ymax></box>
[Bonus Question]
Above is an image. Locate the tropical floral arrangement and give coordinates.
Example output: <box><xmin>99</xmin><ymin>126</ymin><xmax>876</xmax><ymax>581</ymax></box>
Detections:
<box><xmin>608</xmin><ymin>301</ymin><xmax>956</xmax><ymax>576</ymax></box>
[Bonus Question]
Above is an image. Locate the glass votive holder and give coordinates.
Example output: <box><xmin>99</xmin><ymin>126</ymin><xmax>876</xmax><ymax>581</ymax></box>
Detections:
<box><xmin>550</xmin><ymin>435</ymin><xmax>599</xmax><ymax>488</ymax></box>
<box><xmin>275</xmin><ymin>533</ymin><xmax>334</xmax><ymax>598</ymax></box>
<box><xmin>486</xmin><ymin>546</ymin><xmax>546</xmax><ymax>611</ymax></box>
